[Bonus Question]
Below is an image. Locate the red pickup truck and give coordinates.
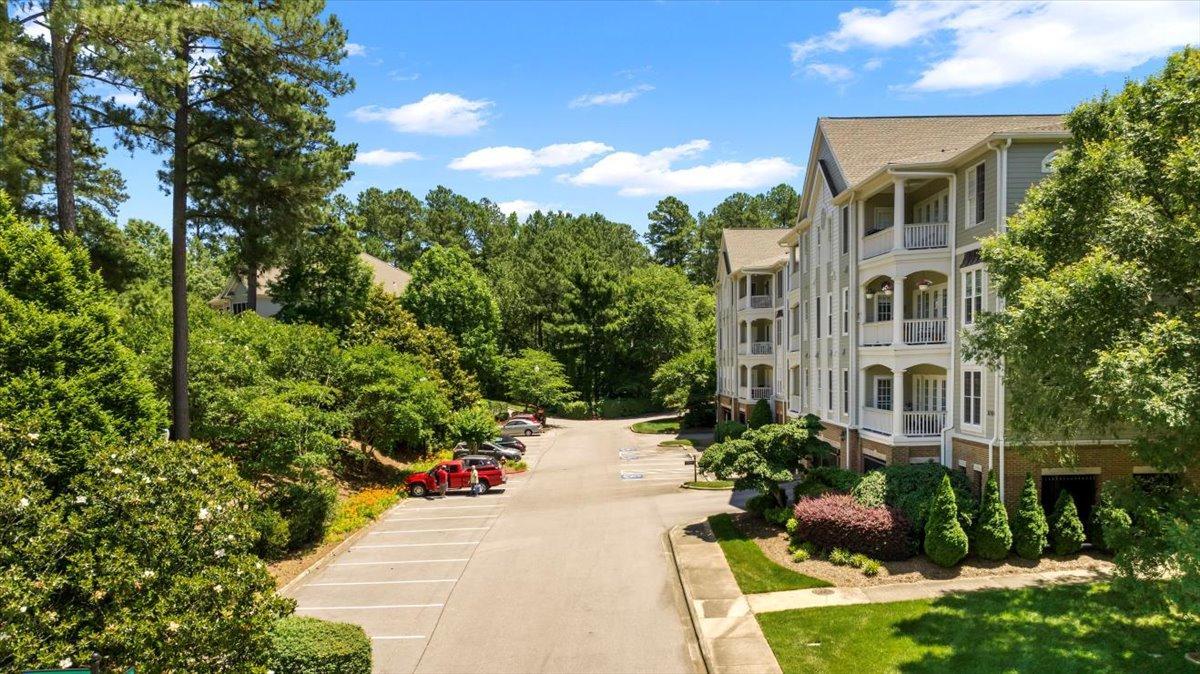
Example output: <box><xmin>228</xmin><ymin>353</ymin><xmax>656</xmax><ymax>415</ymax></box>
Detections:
<box><xmin>406</xmin><ymin>460</ymin><xmax>506</xmax><ymax>497</ymax></box>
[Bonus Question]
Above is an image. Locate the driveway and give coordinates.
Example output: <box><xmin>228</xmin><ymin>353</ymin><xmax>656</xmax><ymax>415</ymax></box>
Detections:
<box><xmin>285</xmin><ymin>417</ymin><xmax>741</xmax><ymax>674</ymax></box>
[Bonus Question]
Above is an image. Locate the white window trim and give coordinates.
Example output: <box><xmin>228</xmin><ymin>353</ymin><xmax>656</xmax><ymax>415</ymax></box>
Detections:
<box><xmin>962</xmin><ymin>368</ymin><xmax>984</xmax><ymax>432</ymax></box>
<box><xmin>962</xmin><ymin>267</ymin><xmax>986</xmax><ymax>326</ymax></box>
<box><xmin>841</xmin><ymin>288</ymin><xmax>849</xmax><ymax>335</ymax></box>
<box><xmin>966</xmin><ymin>160</ymin><xmax>986</xmax><ymax>228</ymax></box>
<box><xmin>874</xmin><ymin>376</ymin><xmax>893</xmax><ymax>411</ymax></box>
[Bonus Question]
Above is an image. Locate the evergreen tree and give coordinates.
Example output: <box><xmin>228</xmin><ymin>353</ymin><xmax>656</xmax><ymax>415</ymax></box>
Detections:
<box><xmin>645</xmin><ymin>196</ymin><xmax>695</xmax><ymax>268</ymax></box>
<box><xmin>1049</xmin><ymin>490</ymin><xmax>1086</xmax><ymax>556</ymax></box>
<box><xmin>271</xmin><ymin>220</ymin><xmax>373</xmax><ymax>335</ymax></box>
<box><xmin>547</xmin><ymin>261</ymin><xmax>621</xmax><ymax>411</ymax></box>
<box><xmin>925</xmin><ymin>474</ymin><xmax>970</xmax><ymax>567</ymax></box>
<box><xmin>973</xmin><ymin>470</ymin><xmax>1013</xmax><ymax>560</ymax></box>
<box><xmin>748</xmin><ymin>398</ymin><xmax>772</xmax><ymax>429</ymax></box>
<box><xmin>1012</xmin><ymin>473</ymin><xmax>1049</xmax><ymax>559</ymax></box>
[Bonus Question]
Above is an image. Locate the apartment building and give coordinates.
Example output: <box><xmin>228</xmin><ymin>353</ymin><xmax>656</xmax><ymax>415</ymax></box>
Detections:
<box><xmin>716</xmin><ymin>114</ymin><xmax>1181</xmax><ymax>515</ymax></box>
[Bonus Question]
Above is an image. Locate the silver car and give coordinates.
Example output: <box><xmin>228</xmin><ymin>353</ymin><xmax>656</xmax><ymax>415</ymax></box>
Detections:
<box><xmin>500</xmin><ymin>418</ymin><xmax>542</xmax><ymax>437</ymax></box>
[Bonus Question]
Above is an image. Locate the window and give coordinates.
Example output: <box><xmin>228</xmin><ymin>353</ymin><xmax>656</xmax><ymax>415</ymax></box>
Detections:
<box><xmin>776</xmin><ymin>270</ymin><xmax>784</xmax><ymax>298</ymax></box>
<box><xmin>231</xmin><ymin>301</ymin><xmax>249</xmax><ymax>315</ymax></box>
<box><xmin>963</xmin><ymin>268</ymin><xmax>984</xmax><ymax>325</ymax></box>
<box><xmin>842</xmin><ymin>369</ymin><xmax>849</xmax><ymax>414</ymax></box>
<box><xmin>1041</xmin><ymin>150</ymin><xmax>1059</xmax><ymax>173</ymax></box>
<box><xmin>740</xmin><ymin>365</ymin><xmax>747</xmax><ymax>387</ymax></box>
<box><xmin>775</xmin><ymin>318</ymin><xmax>782</xmax><ymax>345</ymax></box>
<box><xmin>816</xmin><ymin>296</ymin><xmax>822</xmax><ymax>338</ymax></box>
<box><xmin>790</xmin><ymin>304</ymin><xmax>800</xmax><ymax>336</ymax></box>
<box><xmin>875</xmin><ymin>377</ymin><xmax>893</xmax><ymax>411</ymax></box>
<box><xmin>876</xmin><ymin>295</ymin><xmax>893</xmax><ymax>322</ymax></box>
<box><xmin>803</xmin><ymin>300</ymin><xmax>809</xmax><ymax>339</ymax></box>
<box><xmin>826</xmin><ymin>293</ymin><xmax>833</xmax><ymax>337</ymax></box>
<box><xmin>827</xmin><ymin>370</ymin><xmax>833</xmax><ymax>410</ymax></box>
<box><xmin>842</xmin><ymin>288</ymin><xmax>849</xmax><ymax>334</ymax></box>
<box><xmin>963</xmin><ymin>370</ymin><xmax>983</xmax><ymax>428</ymax></box>
<box><xmin>740</xmin><ymin>321</ymin><xmax>747</xmax><ymax>343</ymax></box>
<box><xmin>739</xmin><ymin>276</ymin><xmax>747</xmax><ymax>297</ymax></box>
<box><xmin>965</xmin><ymin>161</ymin><xmax>986</xmax><ymax>225</ymax></box>
<box><xmin>841</xmin><ymin>206</ymin><xmax>849</xmax><ymax>254</ymax></box>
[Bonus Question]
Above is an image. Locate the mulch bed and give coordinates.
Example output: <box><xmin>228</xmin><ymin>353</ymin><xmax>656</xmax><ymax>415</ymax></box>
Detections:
<box><xmin>730</xmin><ymin>512</ymin><xmax>1115</xmax><ymax>588</ymax></box>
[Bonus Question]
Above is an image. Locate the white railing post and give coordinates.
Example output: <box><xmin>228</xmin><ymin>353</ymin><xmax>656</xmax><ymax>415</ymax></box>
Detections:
<box><xmin>904</xmin><ymin>222</ymin><xmax>948</xmax><ymax>249</ymax></box>
<box><xmin>751</xmin><ymin>342</ymin><xmax>773</xmax><ymax>355</ymax></box>
<box><xmin>903</xmin><ymin>318</ymin><xmax>947</xmax><ymax>344</ymax></box>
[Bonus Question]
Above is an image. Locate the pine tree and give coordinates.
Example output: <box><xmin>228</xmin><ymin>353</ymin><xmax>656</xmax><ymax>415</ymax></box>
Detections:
<box><xmin>1049</xmin><ymin>490</ymin><xmax>1086</xmax><ymax>556</ymax></box>
<box><xmin>645</xmin><ymin>196</ymin><xmax>696</xmax><ymax>269</ymax></box>
<box><xmin>924</xmin><ymin>473</ymin><xmax>969</xmax><ymax>567</ymax></box>
<box><xmin>1012</xmin><ymin>473</ymin><xmax>1048</xmax><ymax>559</ymax></box>
<box><xmin>748</xmin><ymin>398</ymin><xmax>773</xmax><ymax>429</ymax></box>
<box><xmin>973</xmin><ymin>470</ymin><xmax>1013</xmax><ymax>560</ymax></box>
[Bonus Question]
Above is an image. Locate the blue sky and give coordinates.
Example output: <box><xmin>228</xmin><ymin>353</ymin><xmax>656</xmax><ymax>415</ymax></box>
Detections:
<box><xmin>103</xmin><ymin>0</ymin><xmax>1199</xmax><ymax>233</ymax></box>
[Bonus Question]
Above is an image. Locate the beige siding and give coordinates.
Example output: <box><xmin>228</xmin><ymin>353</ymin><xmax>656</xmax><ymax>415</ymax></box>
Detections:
<box><xmin>955</xmin><ymin>150</ymin><xmax>997</xmax><ymax>246</ymax></box>
<box><xmin>1006</xmin><ymin>141</ymin><xmax>1062</xmax><ymax>215</ymax></box>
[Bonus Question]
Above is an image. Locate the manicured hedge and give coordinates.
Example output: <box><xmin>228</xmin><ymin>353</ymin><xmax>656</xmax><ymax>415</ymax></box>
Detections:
<box><xmin>851</xmin><ymin>463</ymin><xmax>976</xmax><ymax>534</ymax></box>
<box><xmin>793</xmin><ymin>466</ymin><xmax>862</xmax><ymax>500</ymax></box>
<box><xmin>792</xmin><ymin>494</ymin><xmax>915</xmax><ymax>560</ymax></box>
<box><xmin>268</xmin><ymin>616</ymin><xmax>371</xmax><ymax>674</ymax></box>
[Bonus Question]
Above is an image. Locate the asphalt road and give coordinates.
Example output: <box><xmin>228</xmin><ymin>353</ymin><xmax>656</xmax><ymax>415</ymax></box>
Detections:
<box><xmin>286</xmin><ymin>417</ymin><xmax>740</xmax><ymax>674</ymax></box>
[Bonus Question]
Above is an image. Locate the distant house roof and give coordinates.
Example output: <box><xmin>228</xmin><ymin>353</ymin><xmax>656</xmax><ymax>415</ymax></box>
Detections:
<box><xmin>817</xmin><ymin>114</ymin><xmax>1066</xmax><ymax>187</ymax></box>
<box><xmin>213</xmin><ymin>251</ymin><xmax>411</xmax><ymax>307</ymax></box>
<box><xmin>720</xmin><ymin>228</ymin><xmax>787</xmax><ymax>274</ymax></box>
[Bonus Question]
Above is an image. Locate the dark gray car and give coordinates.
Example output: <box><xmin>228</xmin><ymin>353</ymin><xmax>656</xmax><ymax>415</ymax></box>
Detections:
<box><xmin>453</xmin><ymin>442</ymin><xmax>521</xmax><ymax>463</ymax></box>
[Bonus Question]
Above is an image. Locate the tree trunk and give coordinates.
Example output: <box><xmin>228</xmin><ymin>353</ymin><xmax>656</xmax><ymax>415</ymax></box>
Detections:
<box><xmin>246</xmin><ymin>256</ymin><xmax>258</xmax><ymax>313</ymax></box>
<box><xmin>169</xmin><ymin>41</ymin><xmax>190</xmax><ymax>440</ymax></box>
<box><xmin>49</xmin><ymin>15</ymin><xmax>76</xmax><ymax>234</ymax></box>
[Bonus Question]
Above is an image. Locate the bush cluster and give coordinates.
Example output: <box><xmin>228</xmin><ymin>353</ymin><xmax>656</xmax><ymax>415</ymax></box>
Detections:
<box><xmin>555</xmin><ymin>400</ymin><xmax>590</xmax><ymax>419</ymax></box>
<box><xmin>268</xmin><ymin>616</ymin><xmax>371</xmax><ymax>674</ymax></box>
<box><xmin>714</xmin><ymin>420</ymin><xmax>746</xmax><ymax>443</ymax></box>
<box><xmin>793</xmin><ymin>466</ymin><xmax>862</xmax><ymax>500</ymax></box>
<box><xmin>851</xmin><ymin>463</ymin><xmax>976</xmax><ymax>535</ymax></box>
<box><xmin>791</xmin><ymin>494</ymin><xmax>915</xmax><ymax>560</ymax></box>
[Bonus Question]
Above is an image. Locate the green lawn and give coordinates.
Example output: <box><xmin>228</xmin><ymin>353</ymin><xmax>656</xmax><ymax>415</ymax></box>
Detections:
<box><xmin>757</xmin><ymin>583</ymin><xmax>1193</xmax><ymax>674</ymax></box>
<box><xmin>659</xmin><ymin>438</ymin><xmax>694</xmax><ymax>447</ymax></box>
<box><xmin>708</xmin><ymin>514</ymin><xmax>831</xmax><ymax>594</ymax></box>
<box><xmin>683</xmin><ymin>480</ymin><xmax>734</xmax><ymax>490</ymax></box>
<box><xmin>631</xmin><ymin>418</ymin><xmax>681</xmax><ymax>434</ymax></box>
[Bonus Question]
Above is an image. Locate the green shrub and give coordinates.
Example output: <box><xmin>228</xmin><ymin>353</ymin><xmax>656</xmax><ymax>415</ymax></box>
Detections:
<box><xmin>254</xmin><ymin>507</ymin><xmax>291</xmax><ymax>559</ymax></box>
<box><xmin>792</xmin><ymin>547</ymin><xmax>810</xmax><ymax>562</ymax></box>
<box><xmin>338</xmin><ymin>343</ymin><xmax>451</xmax><ymax>453</ymax></box>
<box><xmin>557</xmin><ymin>400</ymin><xmax>589</xmax><ymax>419</ymax></box>
<box><xmin>274</xmin><ymin>481</ymin><xmax>338</xmax><ymax>551</ymax></box>
<box><xmin>745</xmin><ymin>493</ymin><xmax>773</xmax><ymax>516</ymax></box>
<box><xmin>1049</xmin><ymin>490</ymin><xmax>1086</xmax><ymax>556</ymax></box>
<box><xmin>798</xmin><ymin>541</ymin><xmax>819</xmax><ymax>557</ymax></box>
<box><xmin>748</xmin><ymin>399</ymin><xmax>773</xmax><ymax>429</ymax></box>
<box><xmin>862</xmin><ymin>559</ymin><xmax>881</xmax><ymax>576</ymax></box>
<box><xmin>785</xmin><ymin>518</ymin><xmax>799</xmax><ymax>535</ymax></box>
<box><xmin>447</xmin><ymin>402</ymin><xmax>498</xmax><ymax>446</ymax></box>
<box><xmin>829</xmin><ymin>548</ymin><xmax>852</xmax><ymax>566</ymax></box>
<box><xmin>972</xmin><ymin>470</ymin><xmax>1013</xmax><ymax>560</ymax></box>
<box><xmin>268</xmin><ymin>616</ymin><xmax>371</xmax><ymax>674</ymax></box>
<box><xmin>1012</xmin><ymin>473</ymin><xmax>1049</xmax><ymax>559</ymax></box>
<box><xmin>924</xmin><ymin>474</ymin><xmax>969</xmax><ymax>567</ymax></box>
<box><xmin>1090</xmin><ymin>483</ymin><xmax>1132</xmax><ymax>553</ymax></box>
<box><xmin>763</xmin><ymin>506</ymin><xmax>791</xmax><ymax>527</ymax></box>
<box><xmin>714</xmin><ymin>420</ymin><xmax>746</xmax><ymax>443</ymax></box>
<box><xmin>599</xmin><ymin>397</ymin><xmax>656</xmax><ymax>418</ymax></box>
<box><xmin>794</xmin><ymin>466</ymin><xmax>862</xmax><ymax>500</ymax></box>
<box><xmin>848</xmin><ymin>553</ymin><xmax>870</xmax><ymax>569</ymax></box>
<box><xmin>851</xmin><ymin>463</ymin><xmax>976</xmax><ymax>535</ymax></box>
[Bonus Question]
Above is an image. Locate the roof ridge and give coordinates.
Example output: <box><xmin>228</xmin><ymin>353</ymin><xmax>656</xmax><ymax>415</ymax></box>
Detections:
<box><xmin>820</xmin><ymin>113</ymin><xmax>1062</xmax><ymax>120</ymax></box>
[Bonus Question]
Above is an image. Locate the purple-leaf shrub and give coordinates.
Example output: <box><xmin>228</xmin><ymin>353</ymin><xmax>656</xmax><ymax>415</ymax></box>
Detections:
<box><xmin>792</xmin><ymin>494</ymin><xmax>915</xmax><ymax>560</ymax></box>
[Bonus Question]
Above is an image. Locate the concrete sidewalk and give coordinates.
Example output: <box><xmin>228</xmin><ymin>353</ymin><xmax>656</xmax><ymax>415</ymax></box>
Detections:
<box><xmin>747</xmin><ymin>567</ymin><xmax>1104</xmax><ymax>613</ymax></box>
<box><xmin>669</xmin><ymin>521</ymin><xmax>782</xmax><ymax>674</ymax></box>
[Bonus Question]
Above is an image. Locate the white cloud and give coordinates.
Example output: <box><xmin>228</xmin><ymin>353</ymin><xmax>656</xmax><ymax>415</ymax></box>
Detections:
<box><xmin>389</xmin><ymin>70</ymin><xmax>420</xmax><ymax>82</ymax></box>
<box><xmin>789</xmin><ymin>1</ymin><xmax>1200</xmax><ymax>92</ymax></box>
<box><xmin>497</xmin><ymin>200</ymin><xmax>559</xmax><ymax>218</ymax></box>
<box><xmin>864</xmin><ymin>58</ymin><xmax>885</xmax><ymax>71</ymax></box>
<box><xmin>110</xmin><ymin>92</ymin><xmax>143</xmax><ymax>106</ymax></box>
<box><xmin>449</xmin><ymin>141</ymin><xmax>613</xmax><ymax>178</ymax></box>
<box><xmin>569</xmin><ymin>84</ymin><xmax>654</xmax><ymax>108</ymax></box>
<box><xmin>565</xmin><ymin>139</ymin><xmax>800</xmax><ymax>197</ymax></box>
<box><xmin>806</xmin><ymin>63</ymin><xmax>856</xmax><ymax>83</ymax></box>
<box><xmin>344</xmin><ymin>42</ymin><xmax>366</xmax><ymax>57</ymax></box>
<box><xmin>354</xmin><ymin>149</ymin><xmax>422</xmax><ymax>166</ymax></box>
<box><xmin>351</xmin><ymin>93</ymin><xmax>492</xmax><ymax>135</ymax></box>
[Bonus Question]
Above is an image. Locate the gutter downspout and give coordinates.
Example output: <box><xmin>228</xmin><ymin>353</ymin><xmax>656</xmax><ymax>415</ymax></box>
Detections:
<box><xmin>845</xmin><ymin>190</ymin><xmax>857</xmax><ymax>469</ymax></box>
<box><xmin>996</xmin><ymin>138</ymin><xmax>1012</xmax><ymax>499</ymax></box>
<box><xmin>942</xmin><ymin>173</ymin><xmax>958</xmax><ymax>468</ymax></box>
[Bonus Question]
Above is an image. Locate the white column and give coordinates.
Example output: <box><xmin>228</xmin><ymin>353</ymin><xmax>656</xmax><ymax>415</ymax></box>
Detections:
<box><xmin>858</xmin><ymin>367</ymin><xmax>867</xmax><ymax>411</ymax></box>
<box><xmin>893</xmin><ymin>368</ymin><xmax>906</xmax><ymax>438</ymax></box>
<box><xmin>892</xmin><ymin>177</ymin><xmax>906</xmax><ymax>251</ymax></box>
<box><xmin>892</xmin><ymin>275</ymin><xmax>906</xmax><ymax>346</ymax></box>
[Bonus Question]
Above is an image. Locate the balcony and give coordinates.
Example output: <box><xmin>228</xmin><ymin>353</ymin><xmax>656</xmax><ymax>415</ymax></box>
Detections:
<box><xmin>904</xmin><ymin>410</ymin><xmax>946</xmax><ymax>437</ymax></box>
<box><xmin>903</xmin><ymin>318</ymin><xmax>947</xmax><ymax>345</ymax></box>
<box><xmin>750</xmin><ymin>387</ymin><xmax>772</xmax><ymax>400</ymax></box>
<box><xmin>862</xmin><ymin>229</ymin><xmax>893</xmax><ymax>259</ymax></box>
<box><xmin>861</xmin><ymin>406</ymin><xmax>892</xmax><ymax>434</ymax></box>
<box><xmin>861</xmin><ymin>320</ymin><xmax>892</xmax><ymax>346</ymax></box>
<box><xmin>750</xmin><ymin>341</ymin><xmax>773</xmax><ymax>355</ymax></box>
<box><xmin>904</xmin><ymin>222</ymin><xmax>948</xmax><ymax>250</ymax></box>
<box><xmin>750</xmin><ymin>294</ymin><xmax>772</xmax><ymax>309</ymax></box>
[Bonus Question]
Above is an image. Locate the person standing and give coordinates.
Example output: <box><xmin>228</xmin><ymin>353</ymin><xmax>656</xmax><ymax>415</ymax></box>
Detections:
<box><xmin>436</xmin><ymin>465</ymin><xmax>448</xmax><ymax>499</ymax></box>
<box><xmin>468</xmin><ymin>465</ymin><xmax>480</xmax><ymax>497</ymax></box>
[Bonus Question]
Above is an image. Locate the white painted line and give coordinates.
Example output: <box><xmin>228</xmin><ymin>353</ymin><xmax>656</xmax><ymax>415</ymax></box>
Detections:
<box><xmin>332</xmin><ymin>559</ymin><xmax>469</xmax><ymax>566</ymax></box>
<box><xmin>298</xmin><ymin>603</ymin><xmax>443</xmax><ymax>611</ymax></box>
<box><xmin>372</xmin><ymin>635</ymin><xmax>427</xmax><ymax>641</ymax></box>
<box><xmin>354</xmin><ymin>542</ymin><xmax>479</xmax><ymax>549</ymax></box>
<box><xmin>369</xmin><ymin>527</ymin><xmax>490</xmax><ymax>534</ymax></box>
<box><xmin>388</xmin><ymin>515</ymin><xmax>496</xmax><ymax>521</ymax></box>
<box><xmin>390</xmin><ymin>505</ymin><xmax>502</xmax><ymax>514</ymax></box>
<box><xmin>309</xmin><ymin>579</ymin><xmax>457</xmax><ymax>586</ymax></box>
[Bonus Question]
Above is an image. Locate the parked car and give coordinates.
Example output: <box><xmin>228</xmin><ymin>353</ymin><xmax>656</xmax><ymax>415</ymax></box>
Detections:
<box><xmin>457</xmin><ymin>455</ymin><xmax>501</xmax><ymax>470</ymax></box>
<box><xmin>406</xmin><ymin>459</ymin><xmax>505</xmax><ymax>497</ymax></box>
<box><xmin>501</xmin><ymin>418</ymin><xmax>542</xmax><ymax>437</ymax></box>
<box><xmin>453</xmin><ymin>442</ymin><xmax>522</xmax><ymax>463</ymax></box>
<box><xmin>492</xmin><ymin>436</ymin><xmax>526</xmax><ymax>454</ymax></box>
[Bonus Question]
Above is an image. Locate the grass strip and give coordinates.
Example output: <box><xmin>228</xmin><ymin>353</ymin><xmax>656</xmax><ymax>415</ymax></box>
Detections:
<box><xmin>708</xmin><ymin>514</ymin><xmax>831</xmax><ymax>594</ymax></box>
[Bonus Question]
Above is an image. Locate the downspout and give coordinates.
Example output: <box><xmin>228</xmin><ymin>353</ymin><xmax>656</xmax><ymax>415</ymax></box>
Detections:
<box><xmin>845</xmin><ymin>190</ymin><xmax>857</xmax><ymax>469</ymax></box>
<box><xmin>941</xmin><ymin>173</ymin><xmax>958</xmax><ymax>467</ymax></box>
<box><xmin>996</xmin><ymin>138</ymin><xmax>1012</xmax><ymax>499</ymax></box>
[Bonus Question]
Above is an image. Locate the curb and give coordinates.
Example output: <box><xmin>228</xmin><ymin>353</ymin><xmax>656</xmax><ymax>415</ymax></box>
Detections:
<box><xmin>278</xmin><ymin>497</ymin><xmax>405</xmax><ymax>596</ymax></box>
<box><xmin>668</xmin><ymin>524</ymin><xmax>715</xmax><ymax>674</ymax></box>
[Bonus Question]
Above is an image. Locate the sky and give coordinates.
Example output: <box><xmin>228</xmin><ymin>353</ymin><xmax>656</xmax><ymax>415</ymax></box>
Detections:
<box><xmin>100</xmin><ymin>0</ymin><xmax>1200</xmax><ymax>234</ymax></box>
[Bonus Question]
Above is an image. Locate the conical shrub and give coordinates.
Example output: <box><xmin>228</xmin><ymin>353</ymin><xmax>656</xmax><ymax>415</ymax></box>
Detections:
<box><xmin>748</xmin><ymin>398</ymin><xmax>772</xmax><ymax>429</ymax></box>
<box><xmin>1012</xmin><ymin>473</ymin><xmax>1048</xmax><ymax>559</ymax></box>
<box><xmin>924</xmin><ymin>474</ymin><xmax>969</xmax><ymax>567</ymax></box>
<box><xmin>973</xmin><ymin>470</ymin><xmax>1012</xmax><ymax>560</ymax></box>
<box><xmin>1049</xmin><ymin>490</ymin><xmax>1086</xmax><ymax>556</ymax></box>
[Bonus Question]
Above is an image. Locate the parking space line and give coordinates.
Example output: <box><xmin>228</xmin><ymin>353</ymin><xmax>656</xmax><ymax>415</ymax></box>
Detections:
<box><xmin>389</xmin><ymin>505</ymin><xmax>503</xmax><ymax>514</ymax></box>
<box><xmin>296</xmin><ymin>603</ymin><xmax>444</xmax><ymax>610</ymax></box>
<box><xmin>355</xmin><ymin>542</ymin><xmax>479</xmax><ymax>549</ymax></box>
<box><xmin>372</xmin><ymin>636</ymin><xmax>427</xmax><ymax>641</ymax></box>
<box><xmin>331</xmin><ymin>559</ymin><xmax>470</xmax><ymax>566</ymax></box>
<box><xmin>369</xmin><ymin>527</ymin><xmax>490</xmax><ymax>534</ymax></box>
<box><xmin>309</xmin><ymin>579</ymin><xmax>457</xmax><ymax>586</ymax></box>
<box><xmin>387</xmin><ymin>515</ymin><xmax>497</xmax><ymax>521</ymax></box>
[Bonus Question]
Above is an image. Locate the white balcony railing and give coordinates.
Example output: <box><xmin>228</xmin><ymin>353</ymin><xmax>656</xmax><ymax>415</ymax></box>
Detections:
<box><xmin>904</xmin><ymin>410</ymin><xmax>946</xmax><ymax>437</ymax></box>
<box><xmin>750</xmin><ymin>341</ymin><xmax>773</xmax><ymax>355</ymax></box>
<box><xmin>861</xmin><ymin>406</ymin><xmax>893</xmax><ymax>434</ymax></box>
<box><xmin>789</xmin><ymin>395</ymin><xmax>801</xmax><ymax>411</ymax></box>
<box><xmin>903</xmin><ymin>318</ymin><xmax>947</xmax><ymax>345</ymax></box>
<box><xmin>903</xmin><ymin>222</ymin><xmax>949</xmax><ymax>250</ymax></box>
<box><xmin>749</xmin><ymin>294</ymin><xmax>772</xmax><ymax>309</ymax></box>
<box><xmin>861</xmin><ymin>320</ymin><xmax>893</xmax><ymax>346</ymax></box>
<box><xmin>862</xmin><ymin>229</ymin><xmax>893</xmax><ymax>259</ymax></box>
<box><xmin>750</xmin><ymin>387</ymin><xmax>772</xmax><ymax>400</ymax></box>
